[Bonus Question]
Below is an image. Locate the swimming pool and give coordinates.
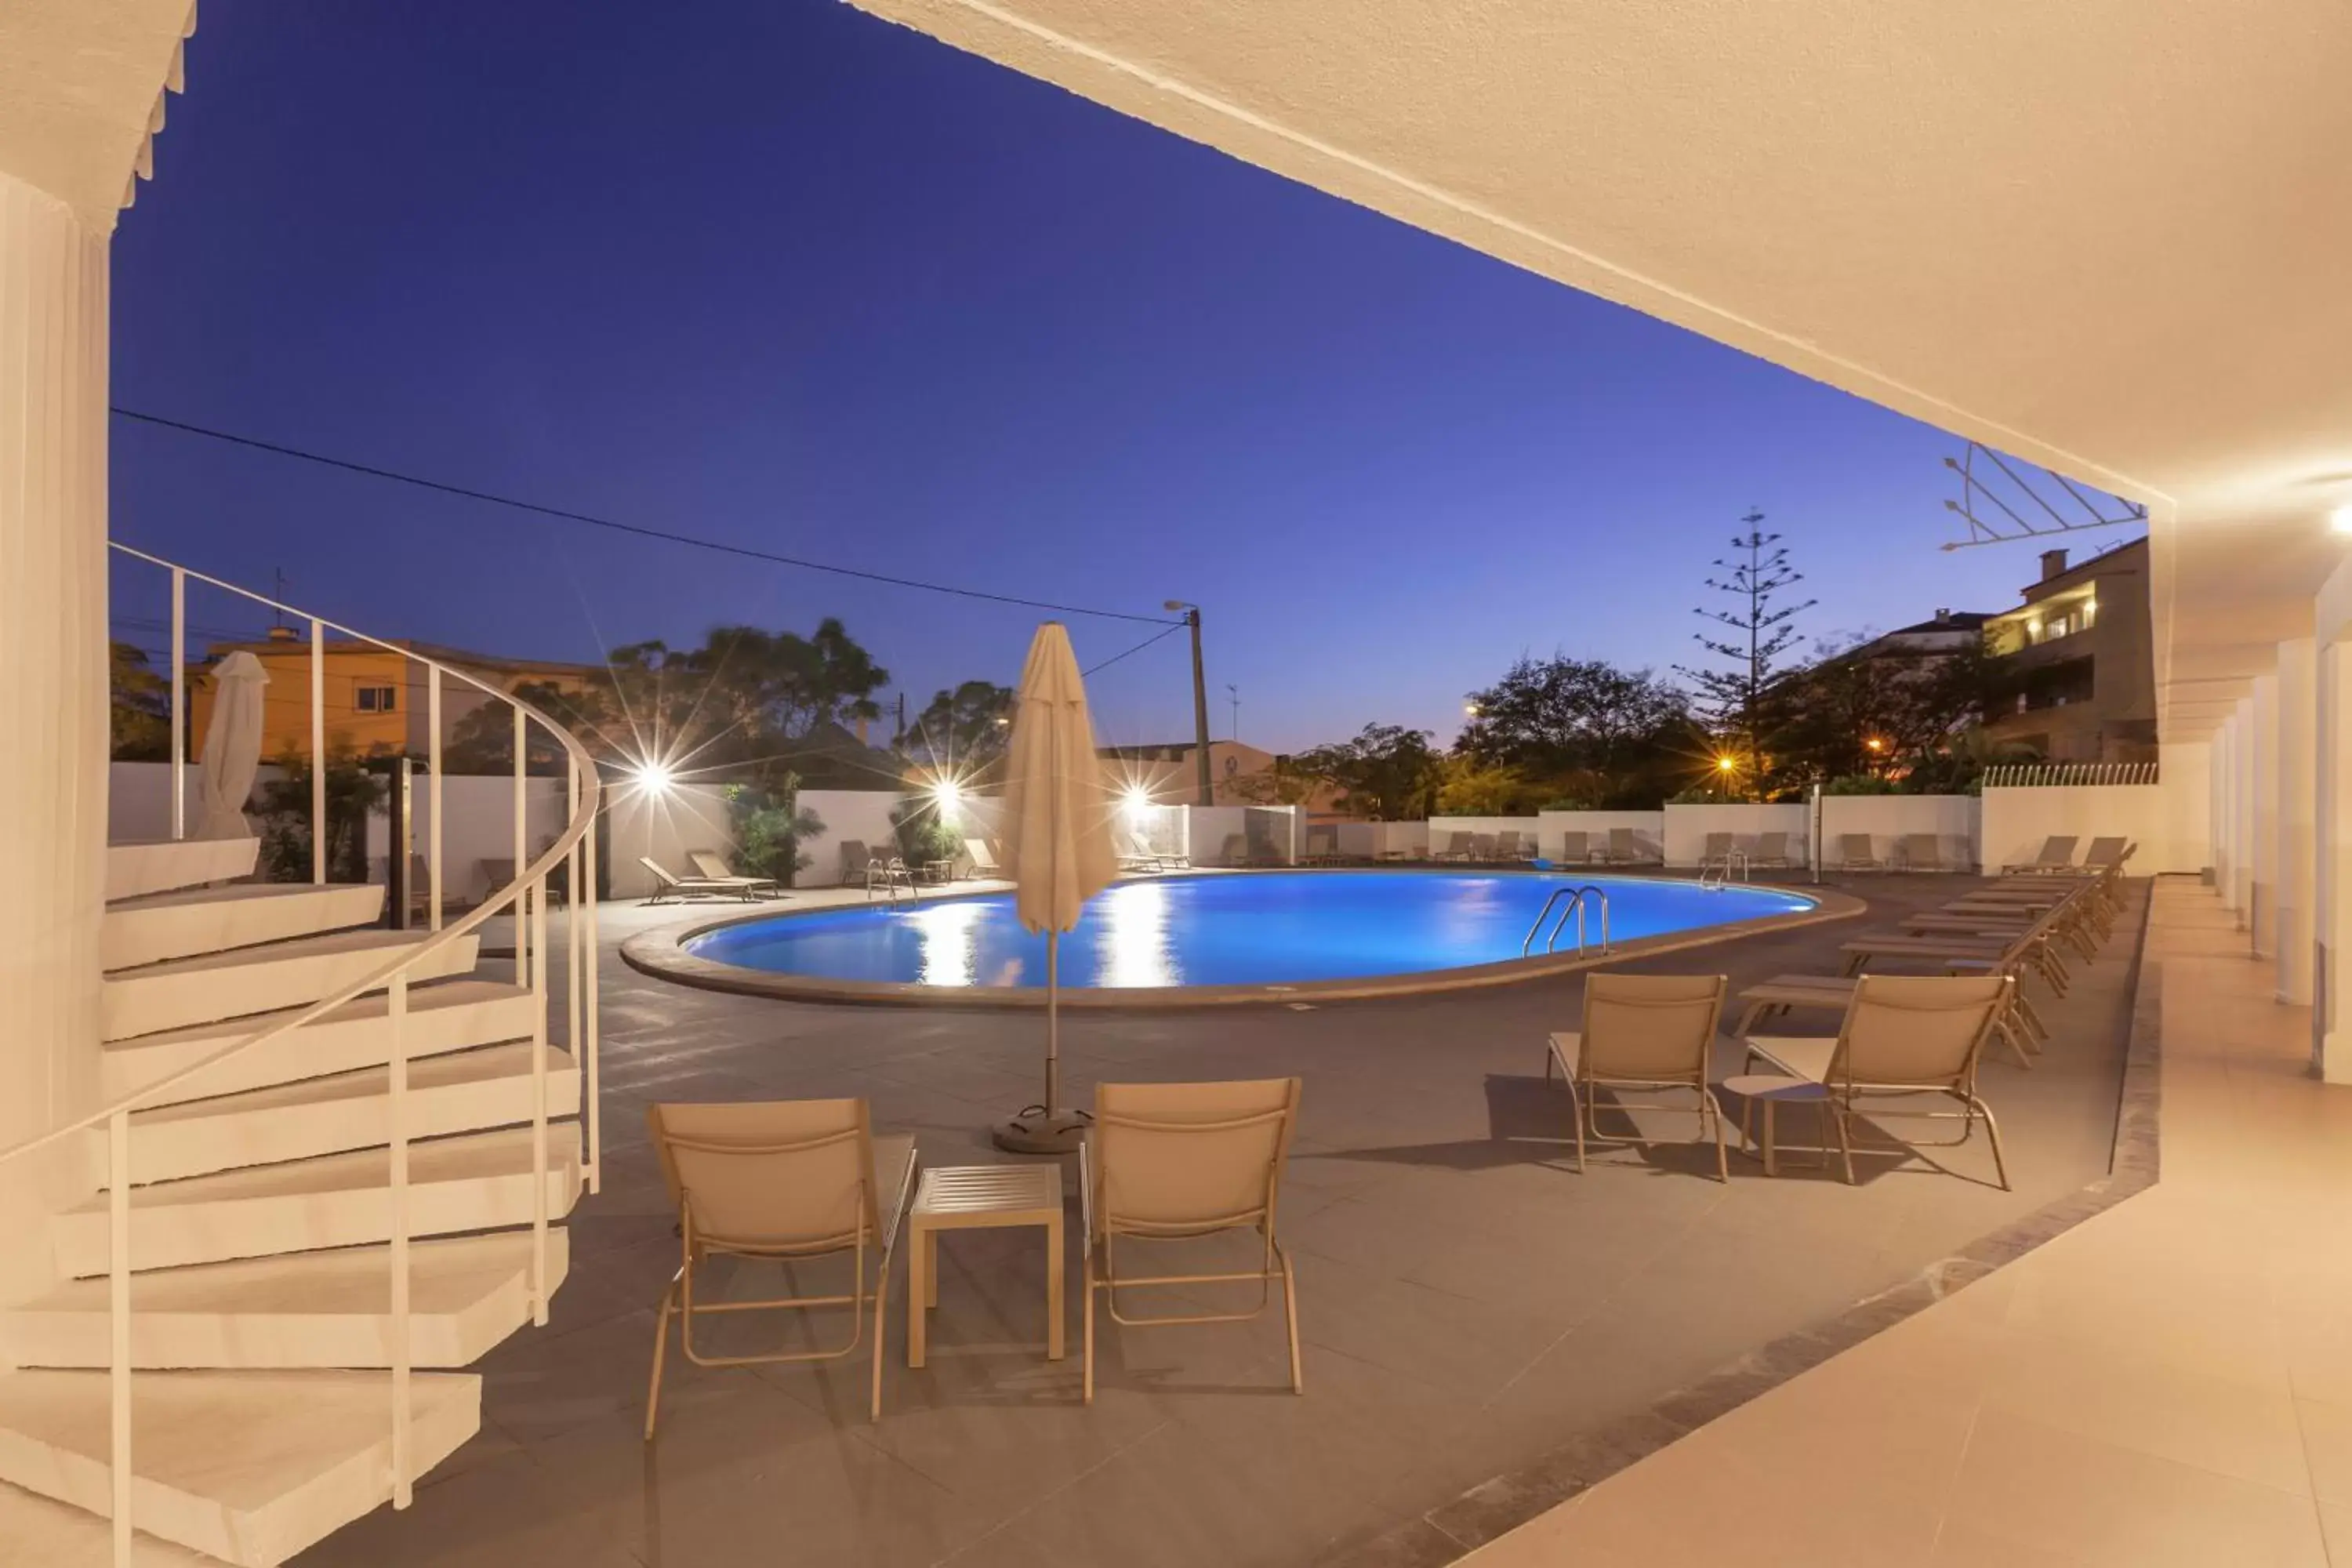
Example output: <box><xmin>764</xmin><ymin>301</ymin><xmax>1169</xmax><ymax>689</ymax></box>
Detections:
<box><xmin>677</xmin><ymin>871</ymin><xmax>1817</xmax><ymax>993</ymax></box>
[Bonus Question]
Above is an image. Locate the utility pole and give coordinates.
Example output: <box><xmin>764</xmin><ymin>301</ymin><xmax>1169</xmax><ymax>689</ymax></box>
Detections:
<box><xmin>1225</xmin><ymin>684</ymin><xmax>1240</xmax><ymax>742</ymax></box>
<box><xmin>1165</xmin><ymin>601</ymin><xmax>1214</xmax><ymax>805</ymax></box>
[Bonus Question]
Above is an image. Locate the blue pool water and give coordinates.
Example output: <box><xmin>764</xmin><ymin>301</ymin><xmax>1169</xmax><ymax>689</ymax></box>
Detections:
<box><xmin>684</xmin><ymin>872</ymin><xmax>1814</xmax><ymax>990</ymax></box>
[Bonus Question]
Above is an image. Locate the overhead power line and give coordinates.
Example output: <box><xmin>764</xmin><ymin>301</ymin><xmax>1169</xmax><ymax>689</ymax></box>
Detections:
<box><xmin>113</xmin><ymin>408</ymin><xmax>1185</xmax><ymax>626</ymax></box>
<box><xmin>1080</xmin><ymin>620</ymin><xmax>1187</xmax><ymax>678</ymax></box>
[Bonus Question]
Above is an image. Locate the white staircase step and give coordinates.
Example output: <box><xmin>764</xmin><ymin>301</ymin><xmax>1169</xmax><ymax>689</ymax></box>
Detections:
<box><xmin>102</xmin><ymin>981</ymin><xmax>538</xmax><ymax>1111</ymax></box>
<box><xmin>53</xmin><ymin>1126</ymin><xmax>582</xmax><ymax>1278</ymax></box>
<box><xmin>3</xmin><ymin>1231</ymin><xmax>568</xmax><ymax>1371</ymax></box>
<box><xmin>0</xmin><ymin>1479</ymin><xmax>227</xmax><ymax>1565</ymax></box>
<box><xmin>118</xmin><ymin>1044</ymin><xmax>579</xmax><ymax>1185</ymax></box>
<box><xmin>0</xmin><ymin>1370</ymin><xmax>477</xmax><ymax>1567</ymax></box>
<box><xmin>107</xmin><ymin>840</ymin><xmax>260</xmax><ymax>902</ymax></box>
<box><xmin>103</xmin><ymin>931</ymin><xmax>481</xmax><ymax>1044</ymax></box>
<box><xmin>103</xmin><ymin>884</ymin><xmax>386</xmax><ymax>972</ymax></box>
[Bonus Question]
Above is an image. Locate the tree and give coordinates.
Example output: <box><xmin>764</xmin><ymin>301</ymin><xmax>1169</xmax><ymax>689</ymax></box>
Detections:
<box><xmin>1435</xmin><ymin>753</ymin><xmax>1537</xmax><ymax>815</ymax></box>
<box><xmin>902</xmin><ymin>681</ymin><xmax>1014</xmax><ymax>774</ymax></box>
<box><xmin>252</xmin><ymin>750</ymin><xmax>386</xmax><ymax>883</ymax></box>
<box><xmin>443</xmin><ymin>678</ymin><xmax>619</xmax><ymax>775</ymax></box>
<box><xmin>1675</xmin><ymin>514</ymin><xmax>1815</xmax><ymax>799</ymax></box>
<box><xmin>1458</xmin><ymin>655</ymin><xmax>1697</xmax><ymax>807</ymax></box>
<box><xmin>1766</xmin><ymin>634</ymin><xmax>2006</xmax><ymax>789</ymax></box>
<box><xmin>1287</xmin><ymin>723</ymin><xmax>1444</xmax><ymax>819</ymax></box>
<box><xmin>111</xmin><ymin>642</ymin><xmax>172</xmax><ymax>761</ymax></box>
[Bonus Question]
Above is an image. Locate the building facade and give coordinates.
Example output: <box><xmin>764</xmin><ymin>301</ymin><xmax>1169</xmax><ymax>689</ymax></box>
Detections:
<box><xmin>1978</xmin><ymin>539</ymin><xmax>2155</xmax><ymax>764</ymax></box>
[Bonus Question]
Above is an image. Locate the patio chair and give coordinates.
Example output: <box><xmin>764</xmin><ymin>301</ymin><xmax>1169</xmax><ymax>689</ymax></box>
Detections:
<box><xmin>2004</xmin><ymin>835</ymin><xmax>2078</xmax><ymax>873</ymax></box>
<box><xmin>1835</xmin><ymin>833</ymin><xmax>1881</xmax><ymax>871</ymax></box>
<box><xmin>644</xmin><ymin>1098</ymin><xmax>917</xmax><ymax>1432</ymax></box>
<box><xmin>688</xmin><ymin>851</ymin><xmax>781</xmax><ymax>897</ymax></box>
<box><xmin>964</xmin><ymin>838</ymin><xmax>1004</xmax><ymax>877</ymax></box>
<box><xmin>1470</xmin><ymin>832</ymin><xmax>1499</xmax><ymax>862</ymax></box>
<box><xmin>1081</xmin><ymin>1077</ymin><xmax>1305</xmax><ymax>1403</ymax></box>
<box><xmin>1697</xmin><ymin>831</ymin><xmax>1735</xmax><ymax>870</ymax></box>
<box><xmin>1494</xmin><ymin>829</ymin><xmax>1535</xmax><ymax>862</ymax></box>
<box><xmin>1744</xmin><ymin>973</ymin><xmax>2015</xmax><ymax>1188</ymax></box>
<box><xmin>1301</xmin><ymin>826</ymin><xmax>1342</xmax><ymax>866</ymax></box>
<box><xmin>639</xmin><ymin>856</ymin><xmax>766</xmax><ymax>905</ymax></box>
<box><xmin>1751</xmin><ymin>831</ymin><xmax>1796</xmax><ymax>869</ymax></box>
<box><xmin>1605</xmin><ymin>827</ymin><xmax>1650</xmax><ymax>865</ymax></box>
<box><xmin>1557</xmin><ymin>830</ymin><xmax>1599</xmax><ymax>864</ymax></box>
<box><xmin>1435</xmin><ymin>830</ymin><xmax>1476</xmax><ymax>862</ymax></box>
<box><xmin>1897</xmin><ymin>833</ymin><xmax>1944</xmax><ymax>872</ymax></box>
<box><xmin>1544</xmin><ymin>972</ymin><xmax>1730</xmax><ymax>1180</ymax></box>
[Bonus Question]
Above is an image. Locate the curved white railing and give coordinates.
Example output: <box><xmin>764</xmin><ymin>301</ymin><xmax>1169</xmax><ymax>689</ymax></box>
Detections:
<box><xmin>3</xmin><ymin>543</ymin><xmax>604</xmax><ymax>1565</ymax></box>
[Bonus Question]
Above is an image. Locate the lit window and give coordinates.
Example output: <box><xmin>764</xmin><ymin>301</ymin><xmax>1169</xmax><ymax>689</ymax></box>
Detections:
<box><xmin>355</xmin><ymin>685</ymin><xmax>397</xmax><ymax>713</ymax></box>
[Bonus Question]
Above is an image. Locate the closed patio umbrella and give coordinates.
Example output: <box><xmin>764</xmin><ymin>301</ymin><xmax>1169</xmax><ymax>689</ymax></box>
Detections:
<box><xmin>195</xmin><ymin>651</ymin><xmax>269</xmax><ymax>840</ymax></box>
<box><xmin>993</xmin><ymin>622</ymin><xmax>1120</xmax><ymax>1154</ymax></box>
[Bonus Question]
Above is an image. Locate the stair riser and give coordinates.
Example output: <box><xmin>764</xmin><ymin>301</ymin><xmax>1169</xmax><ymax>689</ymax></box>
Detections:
<box><xmin>0</xmin><ymin>1379</ymin><xmax>479</xmax><ymax>1567</ymax></box>
<box><xmin>103</xmin><ymin>989</ymin><xmax>539</xmax><ymax>1109</ymax></box>
<box><xmin>106</xmin><ymin>840</ymin><xmax>260</xmax><ymax>902</ymax></box>
<box><xmin>103</xmin><ymin>885</ymin><xmax>387</xmax><ymax>971</ymax></box>
<box><xmin>118</xmin><ymin>1065</ymin><xmax>581</xmax><ymax>1185</ymax></box>
<box><xmin>53</xmin><ymin>1153</ymin><xmax>581</xmax><ymax>1278</ymax></box>
<box><xmin>4</xmin><ymin>1249</ymin><xmax>566</xmax><ymax>1370</ymax></box>
<box><xmin>102</xmin><ymin>936</ymin><xmax>481</xmax><ymax>1043</ymax></box>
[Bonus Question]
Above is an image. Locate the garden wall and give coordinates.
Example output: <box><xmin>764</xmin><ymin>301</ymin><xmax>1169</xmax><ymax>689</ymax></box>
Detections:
<box><xmin>1819</xmin><ymin>795</ymin><xmax>1979</xmax><ymax>871</ymax></box>
<box><xmin>1662</xmin><ymin>803</ymin><xmax>1813</xmax><ymax>868</ymax></box>
<box><xmin>1534</xmin><ymin>810</ymin><xmax>1666</xmax><ymax>862</ymax></box>
<box><xmin>1980</xmin><ymin>773</ymin><xmax>2209</xmax><ymax>876</ymax></box>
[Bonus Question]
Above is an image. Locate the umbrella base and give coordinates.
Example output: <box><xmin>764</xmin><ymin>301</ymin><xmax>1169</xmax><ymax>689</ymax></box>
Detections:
<box><xmin>992</xmin><ymin>1107</ymin><xmax>1091</xmax><ymax>1156</ymax></box>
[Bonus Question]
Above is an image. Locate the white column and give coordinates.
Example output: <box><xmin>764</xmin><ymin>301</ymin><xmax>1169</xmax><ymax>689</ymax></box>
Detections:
<box><xmin>0</xmin><ymin>170</ymin><xmax>110</xmax><ymax>1152</ymax></box>
<box><xmin>2319</xmin><ymin>642</ymin><xmax>2351</xmax><ymax>1080</ymax></box>
<box><xmin>2215</xmin><ymin>714</ymin><xmax>2239</xmax><ymax>915</ymax></box>
<box><xmin>2236</xmin><ymin>699</ymin><xmax>2258</xmax><ymax>924</ymax></box>
<box><xmin>2277</xmin><ymin>639</ymin><xmax>2318</xmax><ymax>1004</ymax></box>
<box><xmin>2251</xmin><ymin>673</ymin><xmax>2281</xmax><ymax>958</ymax></box>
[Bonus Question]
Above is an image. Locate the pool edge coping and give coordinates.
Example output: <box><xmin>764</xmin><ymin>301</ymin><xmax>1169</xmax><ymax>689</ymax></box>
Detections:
<box><xmin>617</xmin><ymin>869</ymin><xmax>1868</xmax><ymax>1009</ymax></box>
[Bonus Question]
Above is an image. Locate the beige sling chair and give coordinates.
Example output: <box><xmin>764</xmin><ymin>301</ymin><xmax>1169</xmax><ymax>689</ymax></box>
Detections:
<box><xmin>1080</xmin><ymin>1078</ymin><xmax>1304</xmax><ymax>1403</ymax></box>
<box><xmin>1545</xmin><ymin>973</ymin><xmax>1731</xmax><ymax>1181</ymax></box>
<box><xmin>644</xmin><ymin>1099</ymin><xmax>916</xmax><ymax>1433</ymax></box>
<box><xmin>1745</xmin><ymin>973</ymin><xmax>2015</xmax><ymax>1189</ymax></box>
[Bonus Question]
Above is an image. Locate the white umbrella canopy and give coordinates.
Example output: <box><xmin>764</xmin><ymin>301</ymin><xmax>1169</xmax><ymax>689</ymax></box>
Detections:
<box><xmin>194</xmin><ymin>652</ymin><xmax>269</xmax><ymax>841</ymax></box>
<box><xmin>993</xmin><ymin>622</ymin><xmax>1120</xmax><ymax>1154</ymax></box>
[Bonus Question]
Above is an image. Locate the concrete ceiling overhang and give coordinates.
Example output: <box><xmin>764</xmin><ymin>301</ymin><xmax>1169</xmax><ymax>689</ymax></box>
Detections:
<box><xmin>0</xmin><ymin>0</ymin><xmax>198</xmax><ymax>230</ymax></box>
<box><xmin>851</xmin><ymin>0</ymin><xmax>2352</xmax><ymax>742</ymax></box>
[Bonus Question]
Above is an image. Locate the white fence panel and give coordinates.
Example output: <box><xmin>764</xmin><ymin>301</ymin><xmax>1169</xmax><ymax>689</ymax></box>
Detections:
<box><xmin>1818</xmin><ymin>795</ymin><xmax>1980</xmax><ymax>871</ymax></box>
<box><xmin>1535</xmin><ymin>810</ymin><xmax>1666</xmax><ymax>863</ymax></box>
<box><xmin>1981</xmin><ymin>776</ymin><xmax>2209</xmax><ymax>876</ymax></box>
<box><xmin>1663</xmin><ymin>803</ymin><xmax>1812</xmax><ymax>868</ymax></box>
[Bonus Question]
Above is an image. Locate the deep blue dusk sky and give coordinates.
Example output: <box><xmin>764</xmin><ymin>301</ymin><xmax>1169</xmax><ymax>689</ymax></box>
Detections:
<box><xmin>108</xmin><ymin>2</ymin><xmax>2113</xmax><ymax>753</ymax></box>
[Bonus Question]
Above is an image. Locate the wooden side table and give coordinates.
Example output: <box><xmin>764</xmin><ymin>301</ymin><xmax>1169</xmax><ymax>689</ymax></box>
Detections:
<box><xmin>907</xmin><ymin>1163</ymin><xmax>1065</xmax><ymax>1368</ymax></box>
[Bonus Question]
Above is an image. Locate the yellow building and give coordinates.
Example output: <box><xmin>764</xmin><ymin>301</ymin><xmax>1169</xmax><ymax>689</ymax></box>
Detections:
<box><xmin>187</xmin><ymin>632</ymin><xmax>607</xmax><ymax>764</ymax></box>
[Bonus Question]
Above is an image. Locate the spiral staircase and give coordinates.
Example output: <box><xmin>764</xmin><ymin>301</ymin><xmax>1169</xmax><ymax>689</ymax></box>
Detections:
<box><xmin>0</xmin><ymin>550</ymin><xmax>603</xmax><ymax>1566</ymax></box>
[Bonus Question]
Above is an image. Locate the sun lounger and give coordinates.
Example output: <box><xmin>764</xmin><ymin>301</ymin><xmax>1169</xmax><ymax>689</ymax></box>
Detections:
<box><xmin>1898</xmin><ymin>833</ymin><xmax>1944</xmax><ymax>872</ymax></box>
<box><xmin>1751</xmin><ymin>831</ymin><xmax>1796</xmax><ymax>869</ymax></box>
<box><xmin>1544</xmin><ymin>972</ymin><xmax>1730</xmax><ymax>1180</ymax></box>
<box><xmin>1436</xmin><ymin>831</ymin><xmax>1476</xmax><ymax>862</ymax></box>
<box><xmin>1606</xmin><ymin>827</ymin><xmax>1654</xmax><ymax>866</ymax></box>
<box><xmin>643</xmin><ymin>1097</ymin><xmax>916</xmax><ymax>1429</ymax></box>
<box><xmin>1557</xmin><ymin>830</ymin><xmax>1599</xmax><ymax>864</ymax></box>
<box><xmin>1494</xmin><ymin>830</ymin><xmax>1536</xmax><ymax>862</ymax></box>
<box><xmin>639</xmin><ymin>856</ymin><xmax>768</xmax><ymax>905</ymax></box>
<box><xmin>1741</xmin><ymin>974</ymin><xmax>2013</xmax><ymax>1188</ymax></box>
<box><xmin>1697</xmin><ymin>832</ymin><xmax>1736</xmax><ymax>871</ymax></box>
<box><xmin>842</xmin><ymin>840</ymin><xmax>913</xmax><ymax>895</ymax></box>
<box><xmin>2004</xmin><ymin>835</ymin><xmax>2078</xmax><ymax>873</ymax></box>
<box><xmin>964</xmin><ymin>838</ymin><xmax>1004</xmax><ymax>877</ymax></box>
<box><xmin>1081</xmin><ymin>1078</ymin><xmax>1304</xmax><ymax>1403</ymax></box>
<box><xmin>1835</xmin><ymin>833</ymin><xmax>1881</xmax><ymax>871</ymax></box>
<box><xmin>688</xmin><ymin>851</ymin><xmax>781</xmax><ymax>897</ymax></box>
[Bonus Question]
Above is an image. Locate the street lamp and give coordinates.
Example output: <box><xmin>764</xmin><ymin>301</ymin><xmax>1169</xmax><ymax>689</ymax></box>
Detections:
<box><xmin>1164</xmin><ymin>600</ymin><xmax>1214</xmax><ymax>806</ymax></box>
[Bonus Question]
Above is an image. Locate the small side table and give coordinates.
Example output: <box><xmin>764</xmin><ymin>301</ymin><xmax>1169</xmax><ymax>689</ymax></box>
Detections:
<box><xmin>907</xmin><ymin>1163</ymin><xmax>1065</xmax><ymax>1368</ymax></box>
<box><xmin>1717</xmin><ymin>1074</ymin><xmax>1831</xmax><ymax>1177</ymax></box>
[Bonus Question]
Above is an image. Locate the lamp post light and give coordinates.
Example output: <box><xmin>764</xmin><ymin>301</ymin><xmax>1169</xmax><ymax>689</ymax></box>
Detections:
<box><xmin>1165</xmin><ymin>600</ymin><xmax>1214</xmax><ymax>806</ymax></box>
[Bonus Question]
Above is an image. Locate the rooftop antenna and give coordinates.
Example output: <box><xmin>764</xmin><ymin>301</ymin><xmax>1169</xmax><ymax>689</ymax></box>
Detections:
<box><xmin>1939</xmin><ymin>441</ymin><xmax>2147</xmax><ymax>550</ymax></box>
<box><xmin>271</xmin><ymin>568</ymin><xmax>291</xmax><ymax>630</ymax></box>
<box><xmin>1225</xmin><ymin>684</ymin><xmax>1240</xmax><ymax>742</ymax></box>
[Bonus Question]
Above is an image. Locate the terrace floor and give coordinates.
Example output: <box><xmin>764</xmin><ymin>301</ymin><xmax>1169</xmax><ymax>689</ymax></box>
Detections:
<box><xmin>295</xmin><ymin>871</ymin><xmax>2145</xmax><ymax>1568</ymax></box>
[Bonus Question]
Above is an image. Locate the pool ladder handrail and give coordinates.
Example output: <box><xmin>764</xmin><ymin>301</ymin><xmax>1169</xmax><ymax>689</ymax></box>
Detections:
<box><xmin>1698</xmin><ymin>849</ymin><xmax>1751</xmax><ymax>891</ymax></box>
<box><xmin>1523</xmin><ymin>884</ymin><xmax>1612</xmax><ymax>957</ymax></box>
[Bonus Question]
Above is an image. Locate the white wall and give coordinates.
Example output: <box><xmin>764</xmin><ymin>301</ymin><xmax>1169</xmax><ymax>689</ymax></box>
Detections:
<box><xmin>1819</xmin><ymin>795</ymin><xmax>1980</xmax><ymax>870</ymax></box>
<box><xmin>1536</xmin><ymin>810</ymin><xmax>1665</xmax><ymax>862</ymax></box>
<box><xmin>401</xmin><ymin>774</ymin><xmax>572</xmax><ymax>905</ymax></box>
<box><xmin>796</xmin><ymin>789</ymin><xmax>909</xmax><ymax>887</ymax></box>
<box><xmin>1335</xmin><ymin>820</ymin><xmax>1428</xmax><ymax>858</ymax></box>
<box><xmin>1185</xmin><ymin>805</ymin><xmax>1250</xmax><ymax>865</ymax></box>
<box><xmin>1980</xmin><ymin>771</ymin><xmax>2209</xmax><ymax>877</ymax></box>
<box><xmin>1664</xmin><ymin>803</ymin><xmax>1812</xmax><ymax>868</ymax></box>
<box><xmin>110</xmin><ymin>760</ymin><xmax>206</xmax><ymax>844</ymax></box>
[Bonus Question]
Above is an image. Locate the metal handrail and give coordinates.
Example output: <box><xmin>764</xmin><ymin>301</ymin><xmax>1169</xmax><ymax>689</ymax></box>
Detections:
<box><xmin>40</xmin><ymin>543</ymin><xmax>605</xmax><ymax>1564</ymax></box>
<box><xmin>1698</xmin><ymin>849</ymin><xmax>1750</xmax><ymax>891</ymax></box>
<box><xmin>1522</xmin><ymin>884</ymin><xmax>1611</xmax><ymax>957</ymax></box>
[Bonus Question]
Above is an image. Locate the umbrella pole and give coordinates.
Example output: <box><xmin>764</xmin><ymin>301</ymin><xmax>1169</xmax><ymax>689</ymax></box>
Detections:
<box><xmin>1046</xmin><ymin>931</ymin><xmax>1061</xmax><ymax>1118</ymax></box>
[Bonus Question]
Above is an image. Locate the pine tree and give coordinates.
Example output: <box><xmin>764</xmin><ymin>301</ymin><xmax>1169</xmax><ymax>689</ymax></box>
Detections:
<box><xmin>1673</xmin><ymin>513</ymin><xmax>1815</xmax><ymax>800</ymax></box>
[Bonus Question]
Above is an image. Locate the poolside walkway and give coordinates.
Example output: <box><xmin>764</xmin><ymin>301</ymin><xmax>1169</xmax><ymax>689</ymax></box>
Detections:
<box><xmin>1464</xmin><ymin>878</ymin><xmax>2352</xmax><ymax>1567</ymax></box>
<box><xmin>296</xmin><ymin>871</ymin><xmax>2145</xmax><ymax>1568</ymax></box>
